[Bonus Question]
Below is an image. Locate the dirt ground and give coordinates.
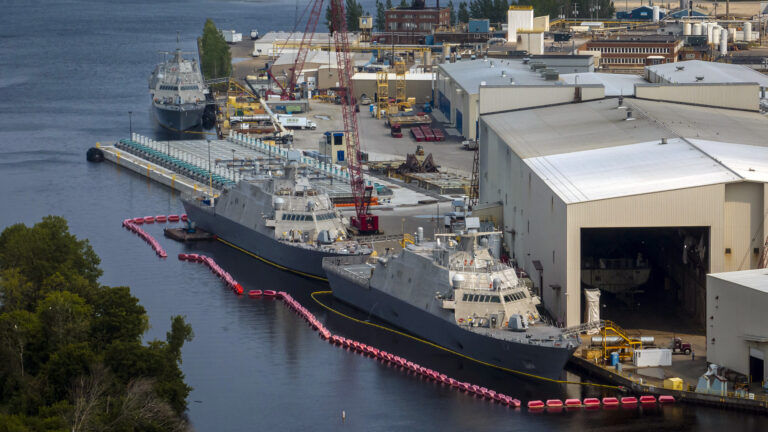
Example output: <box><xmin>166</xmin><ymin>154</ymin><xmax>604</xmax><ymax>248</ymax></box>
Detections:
<box><xmin>616</xmin><ymin>0</ymin><xmax>763</xmax><ymax>17</ymax></box>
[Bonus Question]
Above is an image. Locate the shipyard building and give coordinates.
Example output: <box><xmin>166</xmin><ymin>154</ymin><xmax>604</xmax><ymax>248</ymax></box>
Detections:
<box><xmin>477</xmin><ymin>81</ymin><xmax>768</xmax><ymax>328</ymax></box>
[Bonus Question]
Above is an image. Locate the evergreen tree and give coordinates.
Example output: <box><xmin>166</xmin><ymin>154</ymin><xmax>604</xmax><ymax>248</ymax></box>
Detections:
<box><xmin>200</xmin><ymin>18</ymin><xmax>231</xmax><ymax>79</ymax></box>
<box><xmin>376</xmin><ymin>0</ymin><xmax>386</xmax><ymax>31</ymax></box>
<box><xmin>346</xmin><ymin>0</ymin><xmax>364</xmax><ymax>31</ymax></box>
<box><xmin>386</xmin><ymin>0</ymin><xmax>393</xmax><ymax>8</ymax></box>
<box><xmin>399</xmin><ymin>0</ymin><xmax>408</xmax><ymax>7</ymax></box>
<box><xmin>458</xmin><ymin>1</ymin><xmax>470</xmax><ymax>23</ymax></box>
<box><xmin>448</xmin><ymin>0</ymin><xmax>457</xmax><ymax>26</ymax></box>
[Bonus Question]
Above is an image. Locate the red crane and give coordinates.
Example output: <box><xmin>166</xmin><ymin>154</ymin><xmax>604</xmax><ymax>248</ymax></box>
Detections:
<box><xmin>329</xmin><ymin>0</ymin><xmax>378</xmax><ymax>233</ymax></box>
<box><xmin>268</xmin><ymin>0</ymin><xmax>325</xmax><ymax>100</ymax></box>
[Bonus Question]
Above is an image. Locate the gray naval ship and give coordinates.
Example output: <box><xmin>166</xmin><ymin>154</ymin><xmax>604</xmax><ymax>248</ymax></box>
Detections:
<box><xmin>148</xmin><ymin>48</ymin><xmax>207</xmax><ymax>131</ymax></box>
<box><xmin>323</xmin><ymin>230</ymin><xmax>580</xmax><ymax>379</ymax></box>
<box><xmin>181</xmin><ymin>159</ymin><xmax>372</xmax><ymax>279</ymax></box>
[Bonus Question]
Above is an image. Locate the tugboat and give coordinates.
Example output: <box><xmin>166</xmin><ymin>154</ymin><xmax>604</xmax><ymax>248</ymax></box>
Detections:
<box><xmin>323</xmin><ymin>230</ymin><xmax>580</xmax><ymax>379</ymax></box>
<box><xmin>182</xmin><ymin>152</ymin><xmax>371</xmax><ymax>279</ymax></box>
<box><xmin>148</xmin><ymin>45</ymin><xmax>207</xmax><ymax>131</ymax></box>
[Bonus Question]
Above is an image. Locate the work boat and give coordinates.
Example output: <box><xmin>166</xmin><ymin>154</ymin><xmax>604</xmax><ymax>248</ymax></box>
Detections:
<box><xmin>182</xmin><ymin>157</ymin><xmax>371</xmax><ymax>279</ymax></box>
<box><xmin>323</xmin><ymin>230</ymin><xmax>580</xmax><ymax>379</ymax></box>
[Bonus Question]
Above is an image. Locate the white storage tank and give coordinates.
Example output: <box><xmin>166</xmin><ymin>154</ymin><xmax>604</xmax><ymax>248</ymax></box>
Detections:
<box><xmin>693</xmin><ymin>23</ymin><xmax>702</xmax><ymax>35</ymax></box>
<box><xmin>720</xmin><ymin>27</ymin><xmax>728</xmax><ymax>55</ymax></box>
<box><xmin>684</xmin><ymin>22</ymin><xmax>692</xmax><ymax>36</ymax></box>
<box><xmin>653</xmin><ymin>6</ymin><xmax>660</xmax><ymax>23</ymax></box>
<box><xmin>745</xmin><ymin>22</ymin><xmax>753</xmax><ymax>42</ymax></box>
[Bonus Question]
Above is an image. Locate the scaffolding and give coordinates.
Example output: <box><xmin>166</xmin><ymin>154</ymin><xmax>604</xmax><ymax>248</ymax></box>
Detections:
<box><xmin>376</xmin><ymin>70</ymin><xmax>389</xmax><ymax>119</ymax></box>
<box><xmin>394</xmin><ymin>59</ymin><xmax>406</xmax><ymax>104</ymax></box>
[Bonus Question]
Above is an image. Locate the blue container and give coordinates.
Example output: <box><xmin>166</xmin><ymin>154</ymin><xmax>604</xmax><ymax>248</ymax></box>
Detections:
<box><xmin>425</xmin><ymin>35</ymin><xmax>434</xmax><ymax>45</ymax></box>
<box><xmin>610</xmin><ymin>352</ymin><xmax>619</xmax><ymax>366</ymax></box>
<box><xmin>468</xmin><ymin>19</ymin><xmax>490</xmax><ymax>33</ymax></box>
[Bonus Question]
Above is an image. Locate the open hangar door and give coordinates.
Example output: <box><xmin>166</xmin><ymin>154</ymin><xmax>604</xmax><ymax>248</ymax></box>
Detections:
<box><xmin>580</xmin><ymin>227</ymin><xmax>709</xmax><ymax>333</ymax></box>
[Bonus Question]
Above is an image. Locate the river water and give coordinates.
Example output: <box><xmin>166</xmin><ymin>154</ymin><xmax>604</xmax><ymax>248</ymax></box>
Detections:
<box><xmin>1</xmin><ymin>0</ymin><xmax>766</xmax><ymax>430</ymax></box>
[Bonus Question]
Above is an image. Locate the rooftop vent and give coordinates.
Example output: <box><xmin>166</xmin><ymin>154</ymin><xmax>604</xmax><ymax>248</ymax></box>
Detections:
<box><xmin>501</xmin><ymin>70</ymin><xmax>506</xmax><ymax>77</ymax></box>
<box><xmin>696</xmin><ymin>75</ymin><xmax>705</xmax><ymax>81</ymax></box>
<box><xmin>490</xmin><ymin>61</ymin><xmax>495</xmax><ymax>68</ymax></box>
<box><xmin>509</xmin><ymin>78</ymin><xmax>515</xmax><ymax>84</ymax></box>
<box><xmin>660</xmin><ymin>137</ymin><xmax>668</xmax><ymax>145</ymax></box>
<box><xmin>676</xmin><ymin>65</ymin><xmax>685</xmax><ymax>71</ymax></box>
<box><xmin>625</xmin><ymin>110</ymin><xmax>635</xmax><ymax>121</ymax></box>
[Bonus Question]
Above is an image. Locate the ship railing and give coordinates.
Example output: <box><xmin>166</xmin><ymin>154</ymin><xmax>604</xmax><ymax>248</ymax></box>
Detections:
<box><xmin>447</xmin><ymin>263</ymin><xmax>510</xmax><ymax>273</ymax></box>
<box><xmin>322</xmin><ymin>256</ymin><xmax>371</xmax><ymax>285</ymax></box>
<box><xmin>562</xmin><ymin>320</ymin><xmax>605</xmax><ymax>337</ymax></box>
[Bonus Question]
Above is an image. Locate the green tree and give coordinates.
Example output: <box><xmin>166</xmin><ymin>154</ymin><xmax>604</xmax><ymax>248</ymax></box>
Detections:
<box><xmin>90</xmin><ymin>286</ymin><xmax>149</xmax><ymax>349</ymax></box>
<box><xmin>375</xmin><ymin>0</ymin><xmax>386</xmax><ymax>31</ymax></box>
<box><xmin>458</xmin><ymin>1</ymin><xmax>470</xmax><ymax>23</ymax></box>
<box><xmin>386</xmin><ymin>0</ymin><xmax>393</xmax><ymax>8</ymax></box>
<box><xmin>346</xmin><ymin>0</ymin><xmax>364</xmax><ymax>31</ymax></box>
<box><xmin>448</xmin><ymin>0</ymin><xmax>457</xmax><ymax>26</ymax></box>
<box><xmin>399</xmin><ymin>0</ymin><xmax>408</xmax><ymax>7</ymax></box>
<box><xmin>200</xmin><ymin>18</ymin><xmax>232</xmax><ymax>79</ymax></box>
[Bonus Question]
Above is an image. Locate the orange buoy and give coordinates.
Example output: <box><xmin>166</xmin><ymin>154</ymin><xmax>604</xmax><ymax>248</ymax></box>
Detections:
<box><xmin>234</xmin><ymin>284</ymin><xmax>244</xmax><ymax>295</ymax></box>
<box><xmin>144</xmin><ymin>216</ymin><xmax>155</xmax><ymax>223</ymax></box>
<box><xmin>527</xmin><ymin>400</ymin><xmax>545</xmax><ymax>409</ymax></box>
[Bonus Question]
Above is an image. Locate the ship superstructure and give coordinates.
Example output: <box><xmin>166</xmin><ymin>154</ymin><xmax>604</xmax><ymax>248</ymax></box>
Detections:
<box><xmin>148</xmin><ymin>48</ymin><xmax>207</xmax><ymax>131</ymax></box>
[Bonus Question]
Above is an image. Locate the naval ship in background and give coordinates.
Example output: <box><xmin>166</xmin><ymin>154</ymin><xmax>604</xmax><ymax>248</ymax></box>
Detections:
<box><xmin>148</xmin><ymin>47</ymin><xmax>207</xmax><ymax>131</ymax></box>
<box><xmin>323</xmin><ymin>230</ymin><xmax>580</xmax><ymax>379</ymax></box>
<box><xmin>181</xmin><ymin>153</ymin><xmax>372</xmax><ymax>279</ymax></box>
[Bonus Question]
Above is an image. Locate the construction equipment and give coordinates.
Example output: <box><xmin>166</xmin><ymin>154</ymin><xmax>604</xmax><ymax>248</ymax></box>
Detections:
<box><xmin>267</xmin><ymin>0</ymin><xmax>324</xmax><ymax>100</ymax></box>
<box><xmin>394</xmin><ymin>59</ymin><xmax>406</xmax><ymax>103</ymax></box>
<box><xmin>330</xmin><ymin>0</ymin><xmax>378</xmax><ymax>234</ymax></box>
<box><xmin>376</xmin><ymin>70</ymin><xmax>388</xmax><ymax>119</ymax></box>
<box><xmin>600</xmin><ymin>320</ymin><xmax>642</xmax><ymax>362</ymax></box>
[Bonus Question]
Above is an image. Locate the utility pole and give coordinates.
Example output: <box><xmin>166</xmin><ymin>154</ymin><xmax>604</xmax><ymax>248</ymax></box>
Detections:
<box><xmin>207</xmin><ymin>139</ymin><xmax>213</xmax><ymax>205</ymax></box>
<box><xmin>128</xmin><ymin>111</ymin><xmax>133</xmax><ymax>139</ymax></box>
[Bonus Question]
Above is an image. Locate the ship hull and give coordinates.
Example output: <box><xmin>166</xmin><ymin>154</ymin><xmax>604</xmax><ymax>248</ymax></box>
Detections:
<box><xmin>326</xmin><ymin>269</ymin><xmax>575</xmax><ymax>380</ymax></box>
<box><xmin>153</xmin><ymin>104</ymin><xmax>204</xmax><ymax>131</ymax></box>
<box><xmin>183</xmin><ymin>201</ymin><xmax>354</xmax><ymax>279</ymax></box>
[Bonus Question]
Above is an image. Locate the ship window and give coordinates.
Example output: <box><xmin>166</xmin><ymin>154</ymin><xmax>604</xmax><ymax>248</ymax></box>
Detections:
<box><xmin>490</xmin><ymin>296</ymin><xmax>500</xmax><ymax>303</ymax></box>
<box><xmin>482</xmin><ymin>295</ymin><xmax>490</xmax><ymax>302</ymax></box>
<box><xmin>282</xmin><ymin>214</ymin><xmax>287</xmax><ymax>220</ymax></box>
<box><xmin>462</xmin><ymin>294</ymin><xmax>469</xmax><ymax>301</ymax></box>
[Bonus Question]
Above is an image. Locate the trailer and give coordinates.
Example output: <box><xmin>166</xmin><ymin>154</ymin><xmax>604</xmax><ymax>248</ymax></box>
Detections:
<box><xmin>386</xmin><ymin>113</ymin><xmax>431</xmax><ymax>128</ymax></box>
<box><xmin>278</xmin><ymin>115</ymin><xmax>317</xmax><ymax>130</ymax></box>
<box><xmin>221</xmin><ymin>29</ymin><xmax>243</xmax><ymax>43</ymax></box>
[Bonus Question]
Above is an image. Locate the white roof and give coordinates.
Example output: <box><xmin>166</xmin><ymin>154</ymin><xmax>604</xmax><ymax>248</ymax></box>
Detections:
<box><xmin>524</xmin><ymin>138</ymin><xmax>744</xmax><ymax>204</ymax></box>
<box><xmin>560</xmin><ymin>72</ymin><xmax>645</xmax><ymax>96</ymax></box>
<box><xmin>709</xmin><ymin>269</ymin><xmax>768</xmax><ymax>294</ymax></box>
<box><xmin>439</xmin><ymin>59</ymin><xmax>555</xmax><ymax>94</ymax></box>
<box><xmin>646</xmin><ymin>60</ymin><xmax>768</xmax><ymax>88</ymax></box>
<box><xmin>274</xmin><ymin>50</ymin><xmax>370</xmax><ymax>68</ymax></box>
<box><xmin>691</xmin><ymin>139</ymin><xmax>768</xmax><ymax>183</ymax></box>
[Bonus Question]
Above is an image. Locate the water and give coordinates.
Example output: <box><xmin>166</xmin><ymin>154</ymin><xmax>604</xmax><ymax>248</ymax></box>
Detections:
<box><xmin>1</xmin><ymin>0</ymin><xmax>766</xmax><ymax>430</ymax></box>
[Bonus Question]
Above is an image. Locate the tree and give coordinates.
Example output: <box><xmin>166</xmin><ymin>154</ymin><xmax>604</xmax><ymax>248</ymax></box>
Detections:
<box><xmin>448</xmin><ymin>0</ymin><xmax>457</xmax><ymax>26</ymax></box>
<box><xmin>458</xmin><ymin>1</ymin><xmax>470</xmax><ymax>23</ymax></box>
<box><xmin>399</xmin><ymin>0</ymin><xmax>408</xmax><ymax>7</ymax></box>
<box><xmin>346</xmin><ymin>0</ymin><xmax>364</xmax><ymax>31</ymax></box>
<box><xmin>375</xmin><ymin>0</ymin><xmax>386</xmax><ymax>31</ymax></box>
<box><xmin>386</xmin><ymin>0</ymin><xmax>393</xmax><ymax>8</ymax></box>
<box><xmin>90</xmin><ymin>286</ymin><xmax>148</xmax><ymax>349</ymax></box>
<box><xmin>200</xmin><ymin>18</ymin><xmax>232</xmax><ymax>79</ymax></box>
<box><xmin>166</xmin><ymin>315</ymin><xmax>194</xmax><ymax>364</ymax></box>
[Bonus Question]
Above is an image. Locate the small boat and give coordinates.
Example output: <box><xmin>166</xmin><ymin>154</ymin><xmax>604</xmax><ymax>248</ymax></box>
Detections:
<box><xmin>639</xmin><ymin>395</ymin><xmax>657</xmax><ymax>404</ymax></box>
<box><xmin>602</xmin><ymin>397</ymin><xmax>619</xmax><ymax>406</ymax></box>
<box><xmin>527</xmin><ymin>400</ymin><xmax>545</xmax><ymax>409</ymax></box>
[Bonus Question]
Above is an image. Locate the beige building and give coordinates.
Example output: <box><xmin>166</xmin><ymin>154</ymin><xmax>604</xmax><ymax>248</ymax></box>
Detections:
<box><xmin>707</xmin><ymin>270</ymin><xmax>768</xmax><ymax>385</ymax></box>
<box><xmin>351</xmin><ymin>72</ymin><xmax>434</xmax><ymax>104</ymax></box>
<box><xmin>478</xmin><ymin>84</ymin><xmax>768</xmax><ymax>327</ymax></box>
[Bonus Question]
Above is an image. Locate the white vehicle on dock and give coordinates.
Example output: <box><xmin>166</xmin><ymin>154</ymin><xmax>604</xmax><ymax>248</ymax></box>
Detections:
<box><xmin>278</xmin><ymin>115</ymin><xmax>316</xmax><ymax>130</ymax></box>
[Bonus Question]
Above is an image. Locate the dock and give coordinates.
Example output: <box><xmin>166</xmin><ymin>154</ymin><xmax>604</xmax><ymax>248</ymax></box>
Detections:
<box><xmin>164</xmin><ymin>227</ymin><xmax>215</xmax><ymax>242</ymax></box>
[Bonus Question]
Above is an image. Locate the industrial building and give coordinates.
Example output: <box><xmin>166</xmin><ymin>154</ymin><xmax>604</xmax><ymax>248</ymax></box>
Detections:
<box><xmin>269</xmin><ymin>50</ymin><xmax>371</xmax><ymax>90</ymax></box>
<box><xmin>435</xmin><ymin>56</ymin><xmax>594</xmax><ymax>140</ymax></box>
<box><xmin>645</xmin><ymin>60</ymin><xmax>768</xmax><ymax>94</ymax></box>
<box><xmin>707</xmin><ymin>270</ymin><xmax>768</xmax><ymax>386</ymax></box>
<box><xmin>381</xmin><ymin>0</ymin><xmax>450</xmax><ymax>45</ymax></box>
<box><xmin>582</xmin><ymin>36</ymin><xmax>683</xmax><ymax>69</ymax></box>
<box><xmin>477</xmin><ymin>84</ymin><xmax>768</xmax><ymax>328</ymax></box>
<box><xmin>352</xmin><ymin>71</ymin><xmax>434</xmax><ymax>104</ymax></box>
<box><xmin>252</xmin><ymin>32</ymin><xmax>359</xmax><ymax>58</ymax></box>
<box><xmin>616</xmin><ymin>5</ymin><xmax>667</xmax><ymax>20</ymax></box>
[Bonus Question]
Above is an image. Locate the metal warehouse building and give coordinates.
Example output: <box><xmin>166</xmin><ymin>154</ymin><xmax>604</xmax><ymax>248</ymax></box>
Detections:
<box><xmin>478</xmin><ymin>85</ymin><xmax>768</xmax><ymax>328</ymax></box>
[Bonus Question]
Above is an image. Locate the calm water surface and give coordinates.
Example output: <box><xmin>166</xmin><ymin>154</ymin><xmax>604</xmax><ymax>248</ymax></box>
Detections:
<box><xmin>1</xmin><ymin>1</ymin><xmax>766</xmax><ymax>430</ymax></box>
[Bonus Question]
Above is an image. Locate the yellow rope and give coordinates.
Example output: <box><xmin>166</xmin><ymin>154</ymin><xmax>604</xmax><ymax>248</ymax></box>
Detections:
<box><xmin>216</xmin><ymin>237</ymin><xmax>328</xmax><ymax>282</ymax></box>
<box><xmin>310</xmin><ymin>290</ymin><xmax>619</xmax><ymax>389</ymax></box>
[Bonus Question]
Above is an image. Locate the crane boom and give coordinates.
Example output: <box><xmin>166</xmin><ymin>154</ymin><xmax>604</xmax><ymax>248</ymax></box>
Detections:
<box><xmin>285</xmin><ymin>0</ymin><xmax>325</xmax><ymax>100</ymax></box>
<box><xmin>330</xmin><ymin>0</ymin><xmax>378</xmax><ymax>233</ymax></box>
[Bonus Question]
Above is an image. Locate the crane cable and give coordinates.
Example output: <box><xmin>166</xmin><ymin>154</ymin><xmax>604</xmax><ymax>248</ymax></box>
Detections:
<box><xmin>310</xmin><ymin>290</ymin><xmax>620</xmax><ymax>390</ymax></box>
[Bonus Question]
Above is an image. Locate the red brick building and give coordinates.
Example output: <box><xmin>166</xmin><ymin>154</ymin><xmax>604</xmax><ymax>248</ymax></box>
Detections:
<box><xmin>582</xmin><ymin>36</ymin><xmax>684</xmax><ymax>70</ymax></box>
<box><xmin>376</xmin><ymin>1</ymin><xmax>450</xmax><ymax>44</ymax></box>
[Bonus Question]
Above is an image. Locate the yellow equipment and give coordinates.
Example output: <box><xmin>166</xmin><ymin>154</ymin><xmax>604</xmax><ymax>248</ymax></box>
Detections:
<box><xmin>600</xmin><ymin>320</ymin><xmax>642</xmax><ymax>361</ymax></box>
<box><xmin>376</xmin><ymin>70</ymin><xmax>389</xmax><ymax>119</ymax></box>
<box><xmin>394</xmin><ymin>59</ymin><xmax>406</xmax><ymax>104</ymax></box>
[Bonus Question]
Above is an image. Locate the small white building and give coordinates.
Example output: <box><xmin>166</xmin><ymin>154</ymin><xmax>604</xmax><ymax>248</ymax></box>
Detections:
<box><xmin>707</xmin><ymin>270</ymin><xmax>768</xmax><ymax>386</ymax></box>
<box><xmin>507</xmin><ymin>6</ymin><xmax>534</xmax><ymax>43</ymax></box>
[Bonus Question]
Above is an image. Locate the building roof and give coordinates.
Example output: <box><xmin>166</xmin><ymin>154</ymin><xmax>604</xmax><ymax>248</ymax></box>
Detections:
<box><xmin>353</xmin><ymin>72</ymin><xmax>434</xmax><ymax>81</ymax></box>
<box><xmin>439</xmin><ymin>59</ymin><xmax>557</xmax><ymax>94</ymax></box>
<box><xmin>559</xmin><ymin>72</ymin><xmax>645</xmax><ymax>96</ymax></box>
<box><xmin>273</xmin><ymin>50</ymin><xmax>370</xmax><ymax>68</ymax></box>
<box><xmin>709</xmin><ymin>269</ymin><xmax>768</xmax><ymax>294</ymax></box>
<box><xmin>588</xmin><ymin>35</ymin><xmax>680</xmax><ymax>43</ymax></box>
<box><xmin>645</xmin><ymin>60</ymin><xmax>768</xmax><ymax>88</ymax></box>
<box><xmin>524</xmin><ymin>138</ymin><xmax>745</xmax><ymax>204</ymax></box>
<box><xmin>482</xmin><ymin>98</ymin><xmax>768</xmax><ymax>204</ymax></box>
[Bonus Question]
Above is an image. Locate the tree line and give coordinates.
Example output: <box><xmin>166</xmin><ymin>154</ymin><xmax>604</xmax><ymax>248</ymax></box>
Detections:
<box><xmin>200</xmin><ymin>18</ymin><xmax>232</xmax><ymax>80</ymax></box>
<box><xmin>0</xmin><ymin>216</ymin><xmax>193</xmax><ymax>431</ymax></box>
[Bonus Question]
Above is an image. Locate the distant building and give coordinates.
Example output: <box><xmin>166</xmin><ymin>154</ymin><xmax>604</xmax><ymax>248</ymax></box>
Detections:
<box><xmin>582</xmin><ymin>36</ymin><xmax>683</xmax><ymax>70</ymax></box>
<box><xmin>616</xmin><ymin>6</ymin><xmax>667</xmax><ymax>20</ymax></box>
<box><xmin>707</xmin><ymin>270</ymin><xmax>768</xmax><ymax>387</ymax></box>
<box><xmin>378</xmin><ymin>0</ymin><xmax>450</xmax><ymax>45</ymax></box>
<box><xmin>666</xmin><ymin>8</ymin><xmax>708</xmax><ymax>19</ymax></box>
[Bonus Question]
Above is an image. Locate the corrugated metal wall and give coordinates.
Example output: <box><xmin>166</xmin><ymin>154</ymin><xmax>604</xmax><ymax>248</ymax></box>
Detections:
<box><xmin>635</xmin><ymin>83</ymin><xmax>760</xmax><ymax>111</ymax></box>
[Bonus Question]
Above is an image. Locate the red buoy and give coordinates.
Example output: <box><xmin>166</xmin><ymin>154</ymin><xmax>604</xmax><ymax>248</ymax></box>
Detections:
<box><xmin>144</xmin><ymin>216</ymin><xmax>155</xmax><ymax>223</ymax></box>
<box><xmin>156</xmin><ymin>215</ymin><xmax>167</xmax><ymax>222</ymax></box>
<box><xmin>565</xmin><ymin>399</ymin><xmax>582</xmax><ymax>407</ymax></box>
<box><xmin>658</xmin><ymin>395</ymin><xmax>675</xmax><ymax>404</ymax></box>
<box><xmin>263</xmin><ymin>290</ymin><xmax>277</xmax><ymax>297</ymax></box>
<box><xmin>181</xmin><ymin>214</ymin><xmax>188</xmax><ymax>221</ymax></box>
<box><xmin>602</xmin><ymin>397</ymin><xmax>619</xmax><ymax>406</ymax></box>
<box><xmin>639</xmin><ymin>395</ymin><xmax>656</xmax><ymax>404</ymax></box>
<box><xmin>234</xmin><ymin>284</ymin><xmax>244</xmax><ymax>295</ymax></box>
<box><xmin>583</xmin><ymin>398</ymin><xmax>601</xmax><ymax>407</ymax></box>
<box><xmin>620</xmin><ymin>396</ymin><xmax>638</xmax><ymax>405</ymax></box>
<box><xmin>527</xmin><ymin>400</ymin><xmax>545</xmax><ymax>409</ymax></box>
<box><xmin>248</xmin><ymin>289</ymin><xmax>262</xmax><ymax>297</ymax></box>
<box><xmin>168</xmin><ymin>214</ymin><xmax>180</xmax><ymax>222</ymax></box>
<box><xmin>133</xmin><ymin>217</ymin><xmax>145</xmax><ymax>224</ymax></box>
<box><xmin>546</xmin><ymin>399</ymin><xmax>563</xmax><ymax>408</ymax></box>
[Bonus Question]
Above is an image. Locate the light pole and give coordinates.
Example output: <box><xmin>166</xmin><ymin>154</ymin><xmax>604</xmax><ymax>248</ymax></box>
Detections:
<box><xmin>207</xmin><ymin>139</ymin><xmax>213</xmax><ymax>204</ymax></box>
<box><xmin>231</xmin><ymin>148</ymin><xmax>236</xmax><ymax>181</ymax></box>
<box><xmin>128</xmin><ymin>111</ymin><xmax>133</xmax><ymax>139</ymax></box>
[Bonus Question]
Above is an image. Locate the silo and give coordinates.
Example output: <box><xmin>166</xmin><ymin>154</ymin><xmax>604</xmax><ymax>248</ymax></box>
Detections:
<box><xmin>745</xmin><ymin>22</ymin><xmax>752</xmax><ymax>42</ymax></box>
<box><xmin>713</xmin><ymin>27</ymin><xmax>721</xmax><ymax>45</ymax></box>
<box><xmin>684</xmin><ymin>22</ymin><xmax>692</xmax><ymax>35</ymax></box>
<box><xmin>653</xmin><ymin>6</ymin><xmax>660</xmax><ymax>23</ymax></box>
<box><xmin>706</xmin><ymin>23</ymin><xmax>713</xmax><ymax>44</ymax></box>
<box><xmin>692</xmin><ymin>23</ymin><xmax>702</xmax><ymax>35</ymax></box>
<box><xmin>720</xmin><ymin>27</ymin><xmax>728</xmax><ymax>55</ymax></box>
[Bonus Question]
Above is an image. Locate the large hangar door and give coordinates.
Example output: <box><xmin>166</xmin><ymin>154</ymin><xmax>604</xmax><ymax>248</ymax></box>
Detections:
<box><xmin>580</xmin><ymin>227</ymin><xmax>709</xmax><ymax>331</ymax></box>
